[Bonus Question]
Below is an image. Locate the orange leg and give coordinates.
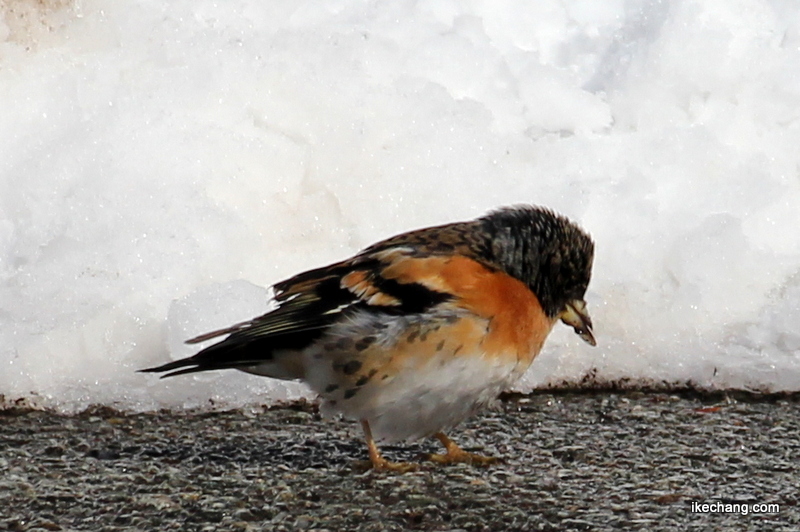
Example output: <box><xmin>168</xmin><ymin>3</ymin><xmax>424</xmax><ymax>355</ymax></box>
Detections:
<box><xmin>360</xmin><ymin>420</ymin><xmax>419</xmax><ymax>473</ymax></box>
<box><xmin>426</xmin><ymin>432</ymin><xmax>500</xmax><ymax>466</ymax></box>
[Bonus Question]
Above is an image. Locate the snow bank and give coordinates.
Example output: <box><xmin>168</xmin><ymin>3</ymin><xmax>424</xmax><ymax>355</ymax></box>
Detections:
<box><xmin>1</xmin><ymin>0</ymin><xmax>798</xmax><ymax>411</ymax></box>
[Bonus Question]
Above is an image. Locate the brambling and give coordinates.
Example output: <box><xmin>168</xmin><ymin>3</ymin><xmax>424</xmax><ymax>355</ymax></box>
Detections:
<box><xmin>141</xmin><ymin>205</ymin><xmax>595</xmax><ymax>472</ymax></box>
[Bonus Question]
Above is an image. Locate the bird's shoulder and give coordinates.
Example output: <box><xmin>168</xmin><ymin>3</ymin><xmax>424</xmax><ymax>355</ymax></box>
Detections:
<box><xmin>274</xmin><ymin>220</ymin><xmax>492</xmax><ymax>303</ymax></box>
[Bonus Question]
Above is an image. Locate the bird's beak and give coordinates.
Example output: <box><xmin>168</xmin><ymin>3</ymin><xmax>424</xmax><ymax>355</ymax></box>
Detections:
<box><xmin>560</xmin><ymin>300</ymin><xmax>596</xmax><ymax>346</ymax></box>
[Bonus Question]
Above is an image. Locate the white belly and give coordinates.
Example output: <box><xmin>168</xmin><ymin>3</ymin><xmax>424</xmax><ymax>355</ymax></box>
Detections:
<box><xmin>317</xmin><ymin>350</ymin><xmax>521</xmax><ymax>442</ymax></box>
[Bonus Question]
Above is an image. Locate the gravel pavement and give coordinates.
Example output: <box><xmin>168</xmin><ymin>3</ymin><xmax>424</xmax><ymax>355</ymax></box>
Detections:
<box><xmin>2</xmin><ymin>390</ymin><xmax>797</xmax><ymax>531</ymax></box>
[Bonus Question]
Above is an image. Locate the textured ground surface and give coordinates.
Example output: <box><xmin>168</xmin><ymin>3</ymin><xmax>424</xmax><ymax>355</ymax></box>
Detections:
<box><xmin>1</xmin><ymin>391</ymin><xmax>798</xmax><ymax>531</ymax></box>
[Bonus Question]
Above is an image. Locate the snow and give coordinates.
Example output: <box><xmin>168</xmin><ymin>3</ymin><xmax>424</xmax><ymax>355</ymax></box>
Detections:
<box><xmin>1</xmin><ymin>0</ymin><xmax>799</xmax><ymax>412</ymax></box>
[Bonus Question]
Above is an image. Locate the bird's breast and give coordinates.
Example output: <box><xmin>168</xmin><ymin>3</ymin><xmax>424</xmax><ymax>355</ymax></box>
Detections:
<box><xmin>302</xmin><ymin>305</ymin><xmax>549</xmax><ymax>442</ymax></box>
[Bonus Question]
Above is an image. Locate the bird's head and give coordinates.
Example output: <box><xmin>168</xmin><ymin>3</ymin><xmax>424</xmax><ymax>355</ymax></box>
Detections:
<box><xmin>480</xmin><ymin>205</ymin><xmax>596</xmax><ymax>346</ymax></box>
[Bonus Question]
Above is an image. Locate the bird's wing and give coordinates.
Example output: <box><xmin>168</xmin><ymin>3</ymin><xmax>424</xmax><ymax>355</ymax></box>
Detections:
<box><xmin>189</xmin><ymin>219</ymin><xmax>491</xmax><ymax>346</ymax></box>
<box><xmin>182</xmin><ymin>251</ymin><xmax>452</xmax><ymax>347</ymax></box>
<box><xmin>183</xmin><ymin>266</ymin><xmax>354</xmax><ymax>346</ymax></box>
<box><xmin>140</xmin><ymin>241</ymin><xmax>471</xmax><ymax>378</ymax></box>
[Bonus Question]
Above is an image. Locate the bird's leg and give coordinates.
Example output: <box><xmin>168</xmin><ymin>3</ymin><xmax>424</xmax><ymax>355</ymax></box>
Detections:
<box><xmin>426</xmin><ymin>432</ymin><xmax>500</xmax><ymax>466</ymax></box>
<box><xmin>359</xmin><ymin>420</ymin><xmax>419</xmax><ymax>473</ymax></box>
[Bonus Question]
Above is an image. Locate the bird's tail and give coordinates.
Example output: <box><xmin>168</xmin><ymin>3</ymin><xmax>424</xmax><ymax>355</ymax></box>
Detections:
<box><xmin>139</xmin><ymin>327</ymin><xmax>317</xmax><ymax>380</ymax></box>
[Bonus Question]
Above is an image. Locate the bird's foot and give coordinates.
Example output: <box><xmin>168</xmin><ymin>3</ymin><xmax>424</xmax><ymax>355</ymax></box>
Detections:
<box><xmin>358</xmin><ymin>419</ymin><xmax>419</xmax><ymax>473</ymax></box>
<box><xmin>427</xmin><ymin>432</ymin><xmax>501</xmax><ymax>466</ymax></box>
<box><xmin>425</xmin><ymin>449</ymin><xmax>500</xmax><ymax>466</ymax></box>
<box><xmin>353</xmin><ymin>458</ymin><xmax>419</xmax><ymax>473</ymax></box>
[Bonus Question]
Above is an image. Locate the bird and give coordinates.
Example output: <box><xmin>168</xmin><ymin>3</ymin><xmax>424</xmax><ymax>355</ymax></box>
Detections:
<box><xmin>141</xmin><ymin>205</ymin><xmax>596</xmax><ymax>472</ymax></box>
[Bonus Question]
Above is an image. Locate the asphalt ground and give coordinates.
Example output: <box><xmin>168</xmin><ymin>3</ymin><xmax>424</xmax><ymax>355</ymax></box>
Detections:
<box><xmin>2</xmin><ymin>390</ymin><xmax>797</xmax><ymax>531</ymax></box>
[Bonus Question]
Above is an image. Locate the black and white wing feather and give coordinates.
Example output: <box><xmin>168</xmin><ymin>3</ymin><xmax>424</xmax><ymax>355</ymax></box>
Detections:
<box><xmin>139</xmin><ymin>244</ymin><xmax>454</xmax><ymax>378</ymax></box>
